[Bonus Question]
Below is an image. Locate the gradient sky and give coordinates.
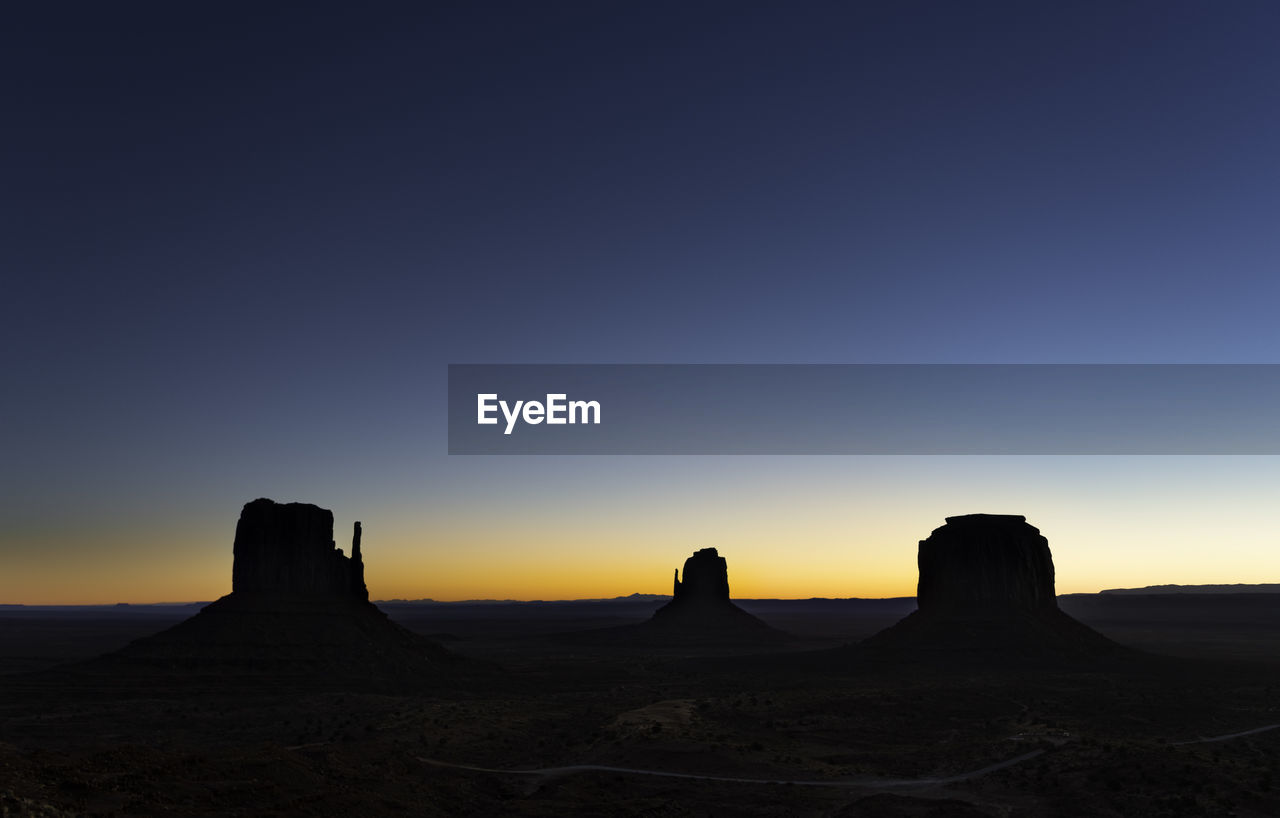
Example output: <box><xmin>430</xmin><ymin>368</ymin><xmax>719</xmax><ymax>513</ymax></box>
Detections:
<box><xmin>5</xmin><ymin>3</ymin><xmax>1280</xmax><ymax>603</ymax></box>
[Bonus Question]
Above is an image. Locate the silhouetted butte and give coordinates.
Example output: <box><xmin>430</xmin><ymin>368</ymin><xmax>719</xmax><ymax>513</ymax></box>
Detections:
<box><xmin>82</xmin><ymin>499</ymin><xmax>463</xmax><ymax>689</ymax></box>
<box><xmin>862</xmin><ymin>514</ymin><xmax>1119</xmax><ymax>660</ymax></box>
<box><xmin>232</xmin><ymin>498</ymin><xmax>368</xmax><ymax>600</ymax></box>
<box><xmin>564</xmin><ymin>548</ymin><xmax>788</xmax><ymax>646</ymax></box>
<box><xmin>649</xmin><ymin>547</ymin><xmax>771</xmax><ymax>630</ymax></box>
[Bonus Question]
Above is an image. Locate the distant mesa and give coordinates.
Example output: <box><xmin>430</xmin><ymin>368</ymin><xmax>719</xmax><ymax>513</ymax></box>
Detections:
<box><xmin>1099</xmin><ymin>583</ymin><xmax>1280</xmax><ymax>595</ymax></box>
<box><xmin>562</xmin><ymin>547</ymin><xmax>789</xmax><ymax>646</ymax></box>
<box><xmin>650</xmin><ymin>547</ymin><xmax>771</xmax><ymax>631</ymax></box>
<box><xmin>862</xmin><ymin>514</ymin><xmax>1120</xmax><ymax>659</ymax></box>
<box><xmin>81</xmin><ymin>498</ymin><xmax>465</xmax><ymax>689</ymax></box>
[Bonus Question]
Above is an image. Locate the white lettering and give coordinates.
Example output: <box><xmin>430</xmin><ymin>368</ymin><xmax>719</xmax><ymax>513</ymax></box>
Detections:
<box><xmin>500</xmin><ymin>399</ymin><xmax>523</xmax><ymax>435</ymax></box>
<box><xmin>546</xmin><ymin>393</ymin><xmax>566</xmax><ymax>424</ymax></box>
<box><xmin>570</xmin><ymin>399</ymin><xmax>601</xmax><ymax>425</ymax></box>
<box><xmin>479</xmin><ymin>393</ymin><xmax>601</xmax><ymax>434</ymax></box>
<box><xmin>477</xmin><ymin>394</ymin><xmax>498</xmax><ymax>425</ymax></box>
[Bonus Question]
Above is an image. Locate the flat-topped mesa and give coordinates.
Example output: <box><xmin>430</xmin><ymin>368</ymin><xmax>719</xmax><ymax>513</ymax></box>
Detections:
<box><xmin>231</xmin><ymin>498</ymin><xmax>367</xmax><ymax>600</ymax></box>
<box><xmin>671</xmin><ymin>547</ymin><xmax>731</xmax><ymax>604</ymax></box>
<box><xmin>860</xmin><ymin>513</ymin><xmax>1121</xmax><ymax>661</ymax></box>
<box><xmin>916</xmin><ymin>514</ymin><xmax>1056</xmax><ymax>617</ymax></box>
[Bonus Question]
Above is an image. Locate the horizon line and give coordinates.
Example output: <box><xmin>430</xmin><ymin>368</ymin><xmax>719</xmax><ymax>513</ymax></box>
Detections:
<box><xmin>6</xmin><ymin>582</ymin><xmax>1280</xmax><ymax>608</ymax></box>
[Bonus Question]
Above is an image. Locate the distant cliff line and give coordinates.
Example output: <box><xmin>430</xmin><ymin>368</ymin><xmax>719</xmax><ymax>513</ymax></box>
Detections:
<box><xmin>1098</xmin><ymin>583</ymin><xmax>1280</xmax><ymax>595</ymax></box>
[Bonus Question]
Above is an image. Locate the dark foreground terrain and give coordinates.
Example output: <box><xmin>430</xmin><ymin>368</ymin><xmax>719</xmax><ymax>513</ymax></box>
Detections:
<box><xmin>2</xmin><ymin>595</ymin><xmax>1279</xmax><ymax>816</ymax></box>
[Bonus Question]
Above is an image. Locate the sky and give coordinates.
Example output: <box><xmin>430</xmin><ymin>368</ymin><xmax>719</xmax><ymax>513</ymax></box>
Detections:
<box><xmin>4</xmin><ymin>2</ymin><xmax>1280</xmax><ymax>603</ymax></box>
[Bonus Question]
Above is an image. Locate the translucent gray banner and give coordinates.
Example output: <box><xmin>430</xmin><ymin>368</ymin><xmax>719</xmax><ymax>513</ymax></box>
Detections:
<box><xmin>447</xmin><ymin>364</ymin><xmax>1280</xmax><ymax>454</ymax></box>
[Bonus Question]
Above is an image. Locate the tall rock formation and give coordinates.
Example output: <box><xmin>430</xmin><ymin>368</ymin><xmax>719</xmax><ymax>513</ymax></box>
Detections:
<box><xmin>231</xmin><ymin>499</ymin><xmax>367</xmax><ymax>599</ymax></box>
<box><xmin>88</xmin><ymin>499</ymin><xmax>463</xmax><ymax>690</ymax></box>
<box><xmin>557</xmin><ymin>547</ymin><xmax>788</xmax><ymax>646</ymax></box>
<box><xmin>350</xmin><ymin>521</ymin><xmax>368</xmax><ymax>601</ymax></box>
<box><xmin>916</xmin><ymin>514</ymin><xmax>1056</xmax><ymax>617</ymax></box>
<box><xmin>669</xmin><ymin>547</ymin><xmax>731</xmax><ymax>604</ymax></box>
<box><xmin>863</xmin><ymin>514</ymin><xmax>1118</xmax><ymax>659</ymax></box>
<box><xmin>647</xmin><ymin>548</ymin><xmax>785</xmax><ymax>640</ymax></box>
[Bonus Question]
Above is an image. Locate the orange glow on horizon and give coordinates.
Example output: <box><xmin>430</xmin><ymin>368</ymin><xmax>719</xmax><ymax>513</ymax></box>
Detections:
<box><xmin>8</xmin><ymin>457</ymin><xmax>1280</xmax><ymax>605</ymax></box>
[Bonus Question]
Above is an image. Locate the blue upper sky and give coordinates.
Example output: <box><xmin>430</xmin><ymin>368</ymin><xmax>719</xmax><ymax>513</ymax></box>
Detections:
<box><xmin>5</xmin><ymin>2</ymin><xmax>1280</xmax><ymax>602</ymax></box>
